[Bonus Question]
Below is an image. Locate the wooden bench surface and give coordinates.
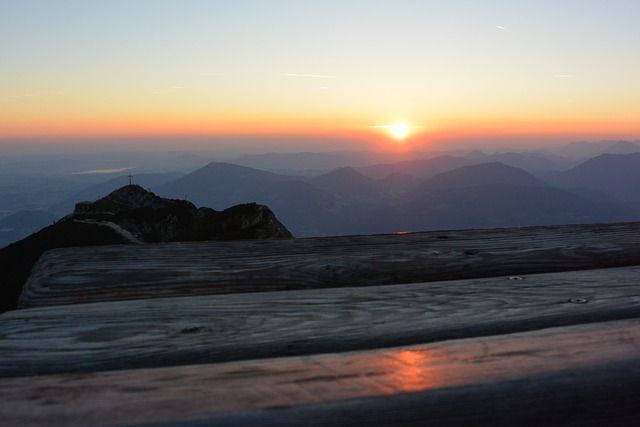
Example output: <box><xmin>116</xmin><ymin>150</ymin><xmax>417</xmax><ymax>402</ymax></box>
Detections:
<box><xmin>2</xmin><ymin>222</ymin><xmax>640</xmax><ymax>426</ymax></box>
<box><xmin>2</xmin><ymin>266</ymin><xmax>640</xmax><ymax>377</ymax></box>
<box><xmin>1</xmin><ymin>318</ymin><xmax>639</xmax><ymax>426</ymax></box>
<box><xmin>18</xmin><ymin>221</ymin><xmax>640</xmax><ymax>308</ymax></box>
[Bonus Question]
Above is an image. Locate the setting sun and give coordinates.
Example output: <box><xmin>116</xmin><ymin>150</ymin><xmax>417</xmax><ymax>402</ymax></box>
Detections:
<box><xmin>390</xmin><ymin>123</ymin><xmax>410</xmax><ymax>140</ymax></box>
<box><xmin>371</xmin><ymin>122</ymin><xmax>413</xmax><ymax>141</ymax></box>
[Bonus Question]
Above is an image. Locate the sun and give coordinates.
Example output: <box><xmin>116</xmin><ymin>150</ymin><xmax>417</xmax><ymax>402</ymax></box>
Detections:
<box><xmin>370</xmin><ymin>122</ymin><xmax>415</xmax><ymax>142</ymax></box>
<box><xmin>390</xmin><ymin>122</ymin><xmax>410</xmax><ymax>140</ymax></box>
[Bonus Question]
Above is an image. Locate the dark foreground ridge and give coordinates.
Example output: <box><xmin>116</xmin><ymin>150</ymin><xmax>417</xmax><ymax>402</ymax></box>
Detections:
<box><xmin>0</xmin><ymin>185</ymin><xmax>292</xmax><ymax>312</ymax></box>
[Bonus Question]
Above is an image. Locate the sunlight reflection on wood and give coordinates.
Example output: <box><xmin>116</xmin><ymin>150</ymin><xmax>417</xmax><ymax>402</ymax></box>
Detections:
<box><xmin>382</xmin><ymin>349</ymin><xmax>443</xmax><ymax>392</ymax></box>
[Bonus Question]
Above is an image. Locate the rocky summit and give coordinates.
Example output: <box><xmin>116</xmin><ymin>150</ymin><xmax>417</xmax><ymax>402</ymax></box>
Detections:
<box><xmin>0</xmin><ymin>185</ymin><xmax>292</xmax><ymax>312</ymax></box>
<box><xmin>73</xmin><ymin>185</ymin><xmax>293</xmax><ymax>242</ymax></box>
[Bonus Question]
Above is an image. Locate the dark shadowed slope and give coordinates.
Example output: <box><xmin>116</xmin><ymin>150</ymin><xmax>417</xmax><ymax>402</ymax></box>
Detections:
<box><xmin>0</xmin><ymin>185</ymin><xmax>291</xmax><ymax>313</ymax></box>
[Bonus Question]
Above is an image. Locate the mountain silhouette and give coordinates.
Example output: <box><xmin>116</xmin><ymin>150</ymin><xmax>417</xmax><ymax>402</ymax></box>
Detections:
<box><xmin>0</xmin><ymin>185</ymin><xmax>292</xmax><ymax>313</ymax></box>
<box><xmin>49</xmin><ymin>172</ymin><xmax>185</xmax><ymax>215</ymax></box>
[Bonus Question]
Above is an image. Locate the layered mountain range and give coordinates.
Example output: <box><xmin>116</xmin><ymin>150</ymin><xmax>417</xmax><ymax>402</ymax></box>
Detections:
<box><xmin>3</xmin><ymin>145</ymin><xmax>640</xmax><ymax>241</ymax></box>
<box><xmin>152</xmin><ymin>153</ymin><xmax>640</xmax><ymax>236</ymax></box>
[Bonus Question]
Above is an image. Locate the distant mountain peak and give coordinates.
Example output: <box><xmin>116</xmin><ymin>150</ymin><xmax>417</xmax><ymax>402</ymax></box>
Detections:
<box><xmin>604</xmin><ymin>140</ymin><xmax>640</xmax><ymax>154</ymax></box>
<box><xmin>418</xmin><ymin>162</ymin><xmax>549</xmax><ymax>194</ymax></box>
<box><xmin>465</xmin><ymin>149</ymin><xmax>487</xmax><ymax>159</ymax></box>
<box><xmin>311</xmin><ymin>166</ymin><xmax>378</xmax><ymax>197</ymax></box>
<box><xmin>325</xmin><ymin>165</ymin><xmax>363</xmax><ymax>177</ymax></box>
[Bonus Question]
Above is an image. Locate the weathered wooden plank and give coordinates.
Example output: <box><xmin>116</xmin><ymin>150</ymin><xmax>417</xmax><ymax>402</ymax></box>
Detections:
<box><xmin>17</xmin><ymin>221</ymin><xmax>640</xmax><ymax>308</ymax></box>
<box><xmin>1</xmin><ymin>319</ymin><xmax>639</xmax><ymax>427</ymax></box>
<box><xmin>3</xmin><ymin>266</ymin><xmax>640</xmax><ymax>377</ymax></box>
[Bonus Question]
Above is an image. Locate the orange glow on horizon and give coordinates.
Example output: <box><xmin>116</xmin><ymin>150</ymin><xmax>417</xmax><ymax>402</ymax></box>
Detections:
<box><xmin>2</xmin><ymin>110</ymin><xmax>640</xmax><ymax>152</ymax></box>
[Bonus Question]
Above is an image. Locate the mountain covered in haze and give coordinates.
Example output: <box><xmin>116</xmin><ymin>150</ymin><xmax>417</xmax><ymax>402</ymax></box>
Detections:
<box><xmin>0</xmin><ymin>185</ymin><xmax>292</xmax><ymax>312</ymax></box>
<box><xmin>2</xmin><ymin>141</ymin><xmax>639</xmax><ymax>243</ymax></box>
<box><xmin>555</xmin><ymin>140</ymin><xmax>640</xmax><ymax>159</ymax></box>
<box><xmin>356</xmin><ymin>156</ymin><xmax>474</xmax><ymax>180</ymax></box>
<box><xmin>156</xmin><ymin>162</ymin><xmax>345</xmax><ymax>237</ymax></box>
<box><xmin>549</xmin><ymin>153</ymin><xmax>640</xmax><ymax>208</ymax></box>
<box><xmin>151</xmin><ymin>156</ymin><xmax>639</xmax><ymax>237</ymax></box>
<box><xmin>331</xmin><ymin>162</ymin><xmax>637</xmax><ymax>235</ymax></box>
<box><xmin>414</xmin><ymin>162</ymin><xmax>549</xmax><ymax>192</ymax></box>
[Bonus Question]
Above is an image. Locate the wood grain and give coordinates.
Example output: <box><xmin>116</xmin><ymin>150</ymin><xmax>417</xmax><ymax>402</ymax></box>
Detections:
<box><xmin>17</xmin><ymin>221</ymin><xmax>640</xmax><ymax>308</ymax></box>
<box><xmin>1</xmin><ymin>319</ymin><xmax>639</xmax><ymax>427</ymax></box>
<box><xmin>3</xmin><ymin>266</ymin><xmax>640</xmax><ymax>377</ymax></box>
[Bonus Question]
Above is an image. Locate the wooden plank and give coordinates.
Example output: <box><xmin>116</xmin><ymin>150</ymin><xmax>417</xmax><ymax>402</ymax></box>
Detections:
<box><xmin>18</xmin><ymin>221</ymin><xmax>640</xmax><ymax>308</ymax></box>
<box><xmin>3</xmin><ymin>266</ymin><xmax>640</xmax><ymax>377</ymax></box>
<box><xmin>1</xmin><ymin>319</ymin><xmax>639</xmax><ymax>427</ymax></box>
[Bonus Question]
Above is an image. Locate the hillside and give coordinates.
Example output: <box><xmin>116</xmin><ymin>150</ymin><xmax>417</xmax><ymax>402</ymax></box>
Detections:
<box><xmin>357</xmin><ymin>156</ymin><xmax>473</xmax><ymax>179</ymax></box>
<box><xmin>415</xmin><ymin>162</ymin><xmax>550</xmax><ymax>194</ymax></box>
<box><xmin>0</xmin><ymin>185</ymin><xmax>292</xmax><ymax>312</ymax></box>
<box><xmin>324</xmin><ymin>162</ymin><xmax>638</xmax><ymax>235</ymax></box>
<box><xmin>155</xmin><ymin>162</ymin><xmax>340</xmax><ymax>237</ymax></box>
<box><xmin>554</xmin><ymin>153</ymin><xmax>640</xmax><ymax>206</ymax></box>
<box><xmin>309</xmin><ymin>166</ymin><xmax>379</xmax><ymax>198</ymax></box>
<box><xmin>149</xmin><ymin>159</ymin><xmax>640</xmax><ymax>237</ymax></box>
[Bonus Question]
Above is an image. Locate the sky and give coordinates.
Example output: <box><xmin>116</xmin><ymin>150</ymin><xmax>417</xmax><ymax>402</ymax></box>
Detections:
<box><xmin>2</xmin><ymin>0</ymin><xmax>640</xmax><ymax>154</ymax></box>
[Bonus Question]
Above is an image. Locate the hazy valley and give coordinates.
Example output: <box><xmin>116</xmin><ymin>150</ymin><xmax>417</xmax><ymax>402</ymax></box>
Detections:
<box><xmin>1</xmin><ymin>140</ymin><xmax>639</xmax><ymax>245</ymax></box>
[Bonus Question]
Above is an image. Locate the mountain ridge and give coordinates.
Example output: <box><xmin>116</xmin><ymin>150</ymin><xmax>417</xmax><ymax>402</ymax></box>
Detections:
<box><xmin>0</xmin><ymin>185</ymin><xmax>292</xmax><ymax>312</ymax></box>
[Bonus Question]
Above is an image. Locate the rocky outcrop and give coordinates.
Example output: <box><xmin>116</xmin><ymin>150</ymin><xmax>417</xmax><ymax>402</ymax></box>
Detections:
<box><xmin>0</xmin><ymin>185</ymin><xmax>292</xmax><ymax>312</ymax></box>
<box><xmin>72</xmin><ymin>185</ymin><xmax>292</xmax><ymax>242</ymax></box>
